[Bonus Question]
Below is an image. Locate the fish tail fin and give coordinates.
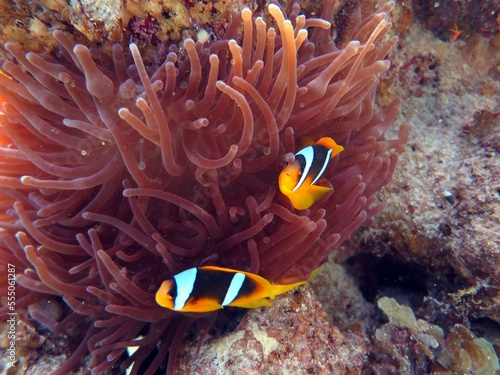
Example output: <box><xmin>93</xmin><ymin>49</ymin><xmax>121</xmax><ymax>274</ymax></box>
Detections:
<box><xmin>288</xmin><ymin>184</ymin><xmax>332</xmax><ymax>210</ymax></box>
<box><xmin>316</xmin><ymin>137</ymin><xmax>344</xmax><ymax>158</ymax></box>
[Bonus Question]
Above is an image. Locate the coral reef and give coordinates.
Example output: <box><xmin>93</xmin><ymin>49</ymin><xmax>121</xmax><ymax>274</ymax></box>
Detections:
<box><xmin>463</xmin><ymin>109</ymin><xmax>500</xmax><ymax>152</ymax></box>
<box><xmin>0</xmin><ymin>0</ymin><xmax>250</xmax><ymax>61</ymax></box>
<box><xmin>373</xmin><ymin>297</ymin><xmax>500</xmax><ymax>375</ymax></box>
<box><xmin>176</xmin><ymin>285</ymin><xmax>367</xmax><ymax>374</ymax></box>
<box><xmin>431</xmin><ymin>323</ymin><xmax>500</xmax><ymax>374</ymax></box>
<box><xmin>325</xmin><ymin>0</ymin><xmax>500</xmax><ymax>372</ymax></box>
<box><xmin>310</xmin><ymin>261</ymin><xmax>376</xmax><ymax>332</ymax></box>
<box><xmin>372</xmin><ymin>297</ymin><xmax>443</xmax><ymax>374</ymax></box>
<box><xmin>412</xmin><ymin>0</ymin><xmax>499</xmax><ymax>40</ymax></box>
<box><xmin>347</xmin><ymin>0</ymin><xmax>500</xmax><ymax>325</ymax></box>
<box><xmin>3</xmin><ymin>0</ymin><xmax>496</xmax><ymax>373</ymax></box>
<box><xmin>0</xmin><ymin>0</ymin><xmax>405</xmax><ymax>373</ymax></box>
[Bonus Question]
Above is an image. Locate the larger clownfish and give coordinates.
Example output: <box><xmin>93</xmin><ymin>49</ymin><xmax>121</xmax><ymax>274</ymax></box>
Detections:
<box><xmin>278</xmin><ymin>137</ymin><xmax>344</xmax><ymax>210</ymax></box>
<box><xmin>155</xmin><ymin>265</ymin><xmax>313</xmax><ymax>313</ymax></box>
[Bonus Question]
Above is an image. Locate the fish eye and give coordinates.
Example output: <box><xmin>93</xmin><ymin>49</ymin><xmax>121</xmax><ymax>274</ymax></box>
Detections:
<box><xmin>167</xmin><ymin>290</ymin><xmax>177</xmax><ymax>299</ymax></box>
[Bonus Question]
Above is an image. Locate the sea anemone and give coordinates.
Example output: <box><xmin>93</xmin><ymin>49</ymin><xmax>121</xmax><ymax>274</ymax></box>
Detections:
<box><xmin>0</xmin><ymin>0</ymin><xmax>407</xmax><ymax>373</ymax></box>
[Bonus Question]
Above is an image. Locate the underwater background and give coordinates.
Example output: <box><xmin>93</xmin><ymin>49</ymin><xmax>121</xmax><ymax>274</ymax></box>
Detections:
<box><xmin>0</xmin><ymin>0</ymin><xmax>498</xmax><ymax>374</ymax></box>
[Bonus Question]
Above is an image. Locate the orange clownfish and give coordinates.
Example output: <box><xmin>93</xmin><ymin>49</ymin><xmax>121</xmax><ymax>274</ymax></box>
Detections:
<box><xmin>155</xmin><ymin>265</ymin><xmax>312</xmax><ymax>313</ymax></box>
<box><xmin>278</xmin><ymin>137</ymin><xmax>344</xmax><ymax>210</ymax></box>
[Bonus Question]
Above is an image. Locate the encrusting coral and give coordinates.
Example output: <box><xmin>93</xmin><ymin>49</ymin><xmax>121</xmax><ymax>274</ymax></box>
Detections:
<box><xmin>375</xmin><ymin>297</ymin><xmax>500</xmax><ymax>374</ymax></box>
<box><xmin>0</xmin><ymin>0</ymin><xmax>407</xmax><ymax>373</ymax></box>
<box><xmin>431</xmin><ymin>323</ymin><xmax>500</xmax><ymax>374</ymax></box>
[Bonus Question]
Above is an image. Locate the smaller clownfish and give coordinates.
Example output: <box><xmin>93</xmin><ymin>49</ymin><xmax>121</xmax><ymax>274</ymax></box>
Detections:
<box><xmin>278</xmin><ymin>137</ymin><xmax>344</xmax><ymax>210</ymax></box>
<box><xmin>155</xmin><ymin>266</ymin><xmax>314</xmax><ymax>313</ymax></box>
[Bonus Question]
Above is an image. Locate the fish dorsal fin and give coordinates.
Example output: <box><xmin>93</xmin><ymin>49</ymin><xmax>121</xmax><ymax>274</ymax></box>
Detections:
<box><xmin>315</xmin><ymin>137</ymin><xmax>344</xmax><ymax>158</ymax></box>
<box><xmin>199</xmin><ymin>265</ymin><xmax>237</xmax><ymax>273</ymax></box>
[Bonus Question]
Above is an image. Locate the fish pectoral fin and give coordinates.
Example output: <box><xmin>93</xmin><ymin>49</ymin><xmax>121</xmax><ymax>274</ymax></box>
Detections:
<box><xmin>315</xmin><ymin>137</ymin><xmax>344</xmax><ymax>158</ymax></box>
<box><xmin>288</xmin><ymin>185</ymin><xmax>332</xmax><ymax>210</ymax></box>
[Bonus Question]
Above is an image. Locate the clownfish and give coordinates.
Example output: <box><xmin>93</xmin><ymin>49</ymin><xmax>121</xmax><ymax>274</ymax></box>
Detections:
<box><xmin>278</xmin><ymin>137</ymin><xmax>344</xmax><ymax>210</ymax></box>
<box><xmin>155</xmin><ymin>265</ymin><xmax>313</xmax><ymax>313</ymax></box>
